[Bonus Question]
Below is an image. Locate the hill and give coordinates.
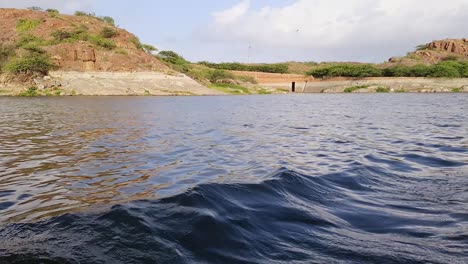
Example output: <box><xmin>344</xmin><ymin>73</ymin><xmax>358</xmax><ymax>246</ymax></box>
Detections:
<box><xmin>0</xmin><ymin>8</ymin><xmax>224</xmax><ymax>96</ymax></box>
<box><xmin>0</xmin><ymin>8</ymin><xmax>169</xmax><ymax>73</ymax></box>
<box><xmin>389</xmin><ymin>39</ymin><xmax>468</xmax><ymax>65</ymax></box>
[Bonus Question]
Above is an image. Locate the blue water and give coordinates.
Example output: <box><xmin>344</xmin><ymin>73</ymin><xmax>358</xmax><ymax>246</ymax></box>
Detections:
<box><xmin>0</xmin><ymin>94</ymin><xmax>467</xmax><ymax>263</ymax></box>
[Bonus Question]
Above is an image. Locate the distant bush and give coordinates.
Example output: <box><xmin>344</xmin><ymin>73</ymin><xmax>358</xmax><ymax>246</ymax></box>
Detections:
<box><xmin>0</xmin><ymin>44</ymin><xmax>15</xmax><ymax>71</ymax></box>
<box><xmin>18</xmin><ymin>86</ymin><xmax>39</xmax><ymax>97</ymax></box>
<box><xmin>376</xmin><ymin>87</ymin><xmax>390</xmax><ymax>93</ymax></box>
<box><xmin>89</xmin><ymin>35</ymin><xmax>116</xmax><ymax>50</ymax></box>
<box><xmin>415</xmin><ymin>44</ymin><xmax>429</xmax><ymax>51</ymax></box>
<box><xmin>209</xmin><ymin>83</ymin><xmax>251</xmax><ymax>94</ymax></box>
<box><xmin>5</xmin><ymin>53</ymin><xmax>55</xmax><ymax>75</ymax></box>
<box><xmin>142</xmin><ymin>44</ymin><xmax>157</xmax><ymax>54</ymax></box>
<box><xmin>51</xmin><ymin>30</ymin><xmax>73</xmax><ymax>42</ymax></box>
<box><xmin>442</xmin><ymin>55</ymin><xmax>459</xmax><ymax>61</ymax></box>
<box><xmin>307</xmin><ymin>64</ymin><xmax>382</xmax><ymax>78</ymax></box>
<box><xmin>236</xmin><ymin>75</ymin><xmax>257</xmax><ymax>84</ymax></box>
<box><xmin>16</xmin><ymin>19</ymin><xmax>41</xmax><ymax>32</ymax></box>
<box><xmin>207</xmin><ymin>69</ymin><xmax>235</xmax><ymax>83</ymax></box>
<box><xmin>130</xmin><ymin>37</ymin><xmax>143</xmax><ymax>50</ymax></box>
<box><xmin>102</xmin><ymin>16</ymin><xmax>115</xmax><ymax>26</ymax></box>
<box><xmin>428</xmin><ymin>61</ymin><xmax>461</xmax><ymax>78</ymax></box>
<box><xmin>16</xmin><ymin>34</ymin><xmax>47</xmax><ymax>49</ymax></box>
<box><xmin>50</xmin><ymin>26</ymin><xmax>90</xmax><ymax>43</ymax></box>
<box><xmin>27</xmin><ymin>6</ymin><xmax>43</xmax><ymax>11</ymax></box>
<box><xmin>309</xmin><ymin>61</ymin><xmax>468</xmax><ymax>78</ymax></box>
<box><xmin>199</xmin><ymin>61</ymin><xmax>289</xmax><ymax>74</ymax></box>
<box><xmin>46</xmin><ymin>8</ymin><xmax>59</xmax><ymax>16</ymax></box>
<box><xmin>383</xmin><ymin>64</ymin><xmax>431</xmax><ymax>77</ymax></box>
<box><xmin>100</xmin><ymin>27</ymin><xmax>118</xmax><ymax>38</ymax></box>
<box><xmin>46</xmin><ymin>8</ymin><xmax>59</xmax><ymax>14</ymax></box>
<box><xmin>75</xmin><ymin>11</ymin><xmax>90</xmax><ymax>16</ymax></box>
<box><xmin>344</xmin><ymin>85</ymin><xmax>369</xmax><ymax>93</ymax></box>
<box><xmin>74</xmin><ymin>11</ymin><xmax>116</xmax><ymax>26</ymax></box>
<box><xmin>158</xmin><ymin>50</ymin><xmax>188</xmax><ymax>65</ymax></box>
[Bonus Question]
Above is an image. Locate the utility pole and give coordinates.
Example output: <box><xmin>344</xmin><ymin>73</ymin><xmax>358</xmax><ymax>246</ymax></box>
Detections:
<box><xmin>247</xmin><ymin>42</ymin><xmax>252</xmax><ymax>64</ymax></box>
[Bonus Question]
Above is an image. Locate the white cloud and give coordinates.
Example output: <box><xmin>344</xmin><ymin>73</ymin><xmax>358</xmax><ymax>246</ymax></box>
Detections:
<box><xmin>0</xmin><ymin>0</ymin><xmax>95</xmax><ymax>14</ymax></box>
<box><xmin>202</xmin><ymin>0</ymin><xmax>468</xmax><ymax>61</ymax></box>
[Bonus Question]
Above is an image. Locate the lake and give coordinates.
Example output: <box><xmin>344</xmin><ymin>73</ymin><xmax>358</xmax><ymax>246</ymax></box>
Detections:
<box><xmin>0</xmin><ymin>94</ymin><xmax>467</xmax><ymax>263</ymax></box>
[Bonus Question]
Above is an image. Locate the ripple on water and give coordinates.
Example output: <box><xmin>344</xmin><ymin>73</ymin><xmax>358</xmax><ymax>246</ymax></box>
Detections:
<box><xmin>0</xmin><ymin>94</ymin><xmax>467</xmax><ymax>263</ymax></box>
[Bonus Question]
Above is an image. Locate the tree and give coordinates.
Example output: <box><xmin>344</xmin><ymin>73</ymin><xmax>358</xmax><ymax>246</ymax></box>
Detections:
<box><xmin>27</xmin><ymin>6</ymin><xmax>43</xmax><ymax>11</ymax></box>
<box><xmin>142</xmin><ymin>44</ymin><xmax>157</xmax><ymax>54</ymax></box>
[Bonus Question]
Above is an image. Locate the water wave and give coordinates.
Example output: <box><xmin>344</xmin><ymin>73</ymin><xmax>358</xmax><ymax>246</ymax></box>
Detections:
<box><xmin>1</xmin><ymin>167</ymin><xmax>467</xmax><ymax>263</ymax></box>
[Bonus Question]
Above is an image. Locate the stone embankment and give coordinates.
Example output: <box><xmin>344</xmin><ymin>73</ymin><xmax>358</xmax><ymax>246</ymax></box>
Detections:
<box><xmin>0</xmin><ymin>72</ymin><xmax>225</xmax><ymax>96</ymax></box>
<box><xmin>258</xmin><ymin>77</ymin><xmax>468</xmax><ymax>93</ymax></box>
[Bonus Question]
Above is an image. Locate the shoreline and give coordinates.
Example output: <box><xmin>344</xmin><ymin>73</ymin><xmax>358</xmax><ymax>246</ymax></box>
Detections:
<box><xmin>1</xmin><ymin>72</ymin><xmax>467</xmax><ymax>96</ymax></box>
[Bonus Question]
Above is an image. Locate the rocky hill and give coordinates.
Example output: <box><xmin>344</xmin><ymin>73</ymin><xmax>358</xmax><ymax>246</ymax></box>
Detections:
<box><xmin>0</xmin><ymin>8</ymin><xmax>169</xmax><ymax>72</ymax></box>
<box><xmin>389</xmin><ymin>39</ymin><xmax>468</xmax><ymax>65</ymax></box>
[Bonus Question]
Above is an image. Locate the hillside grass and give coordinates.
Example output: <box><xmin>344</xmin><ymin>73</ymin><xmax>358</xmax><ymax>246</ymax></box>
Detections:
<box><xmin>16</xmin><ymin>19</ymin><xmax>41</xmax><ymax>32</ymax></box>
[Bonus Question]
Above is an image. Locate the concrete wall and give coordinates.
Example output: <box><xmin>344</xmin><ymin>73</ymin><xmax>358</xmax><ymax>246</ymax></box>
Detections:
<box><xmin>259</xmin><ymin>78</ymin><xmax>468</xmax><ymax>93</ymax></box>
<box><xmin>47</xmin><ymin>71</ymin><xmax>223</xmax><ymax>95</ymax></box>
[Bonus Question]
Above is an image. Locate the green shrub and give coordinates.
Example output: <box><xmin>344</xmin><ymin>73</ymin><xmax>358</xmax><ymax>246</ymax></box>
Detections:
<box><xmin>442</xmin><ymin>55</ymin><xmax>459</xmax><ymax>61</ymax></box>
<box><xmin>16</xmin><ymin>19</ymin><xmax>41</xmax><ymax>32</ymax></box>
<box><xmin>452</xmin><ymin>88</ymin><xmax>462</xmax><ymax>93</ymax></box>
<box><xmin>429</xmin><ymin>61</ymin><xmax>461</xmax><ymax>78</ymax></box>
<box><xmin>15</xmin><ymin>35</ymin><xmax>47</xmax><ymax>52</ymax></box>
<box><xmin>208</xmin><ymin>69</ymin><xmax>235</xmax><ymax>83</ymax></box>
<box><xmin>344</xmin><ymin>85</ymin><xmax>369</xmax><ymax>93</ymax></box>
<box><xmin>89</xmin><ymin>35</ymin><xmax>116</xmax><ymax>50</ymax></box>
<box><xmin>460</xmin><ymin>62</ymin><xmax>468</xmax><ymax>77</ymax></box>
<box><xmin>100</xmin><ymin>27</ymin><xmax>118</xmax><ymax>38</ymax></box>
<box><xmin>415</xmin><ymin>44</ymin><xmax>429</xmax><ymax>51</ymax></box>
<box><xmin>0</xmin><ymin>44</ymin><xmax>15</xmax><ymax>71</ymax></box>
<box><xmin>51</xmin><ymin>30</ymin><xmax>73</xmax><ymax>41</ymax></box>
<box><xmin>209</xmin><ymin>83</ymin><xmax>251</xmax><ymax>94</ymax></box>
<box><xmin>21</xmin><ymin>44</ymin><xmax>46</xmax><ymax>54</ymax></box>
<box><xmin>383</xmin><ymin>64</ymin><xmax>431</xmax><ymax>77</ymax></box>
<box><xmin>199</xmin><ymin>61</ymin><xmax>289</xmax><ymax>74</ymax></box>
<box><xmin>236</xmin><ymin>75</ymin><xmax>257</xmax><ymax>84</ymax></box>
<box><xmin>46</xmin><ymin>9</ymin><xmax>59</xmax><ymax>14</ymax></box>
<box><xmin>5</xmin><ymin>53</ymin><xmax>55</xmax><ymax>75</ymax></box>
<box><xmin>142</xmin><ymin>44</ymin><xmax>157</xmax><ymax>54</ymax></box>
<box><xmin>18</xmin><ymin>86</ymin><xmax>39</xmax><ymax>97</ymax></box>
<box><xmin>158</xmin><ymin>50</ymin><xmax>188</xmax><ymax>65</ymax></box>
<box><xmin>115</xmin><ymin>49</ymin><xmax>128</xmax><ymax>55</ymax></box>
<box><xmin>258</xmin><ymin>88</ymin><xmax>272</xmax><ymax>94</ymax></box>
<box><xmin>310</xmin><ymin>61</ymin><xmax>467</xmax><ymax>78</ymax></box>
<box><xmin>50</xmin><ymin>26</ymin><xmax>90</xmax><ymax>43</ymax></box>
<box><xmin>307</xmin><ymin>64</ymin><xmax>382</xmax><ymax>78</ymax></box>
<box><xmin>376</xmin><ymin>87</ymin><xmax>390</xmax><ymax>93</ymax></box>
<box><xmin>102</xmin><ymin>16</ymin><xmax>115</xmax><ymax>26</ymax></box>
<box><xmin>75</xmin><ymin>11</ymin><xmax>89</xmax><ymax>16</ymax></box>
<box><xmin>46</xmin><ymin>9</ymin><xmax>59</xmax><ymax>17</ymax></box>
<box><xmin>130</xmin><ymin>37</ymin><xmax>143</xmax><ymax>50</ymax></box>
<box><xmin>27</xmin><ymin>7</ymin><xmax>43</xmax><ymax>11</ymax></box>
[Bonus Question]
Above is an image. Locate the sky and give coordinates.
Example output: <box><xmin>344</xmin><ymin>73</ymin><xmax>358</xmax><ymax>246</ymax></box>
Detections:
<box><xmin>1</xmin><ymin>0</ymin><xmax>467</xmax><ymax>63</ymax></box>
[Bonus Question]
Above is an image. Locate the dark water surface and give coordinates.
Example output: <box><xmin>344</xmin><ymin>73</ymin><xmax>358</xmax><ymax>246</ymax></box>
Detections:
<box><xmin>0</xmin><ymin>94</ymin><xmax>467</xmax><ymax>263</ymax></box>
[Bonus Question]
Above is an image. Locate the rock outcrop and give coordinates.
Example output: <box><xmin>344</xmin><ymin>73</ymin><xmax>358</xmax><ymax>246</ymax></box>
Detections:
<box><xmin>389</xmin><ymin>38</ymin><xmax>468</xmax><ymax>65</ymax></box>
